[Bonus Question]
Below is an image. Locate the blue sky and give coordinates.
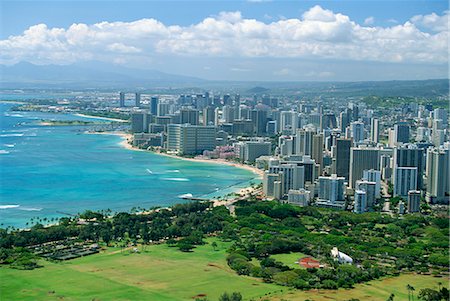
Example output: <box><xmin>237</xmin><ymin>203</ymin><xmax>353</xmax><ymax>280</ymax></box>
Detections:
<box><xmin>0</xmin><ymin>0</ymin><xmax>448</xmax><ymax>81</ymax></box>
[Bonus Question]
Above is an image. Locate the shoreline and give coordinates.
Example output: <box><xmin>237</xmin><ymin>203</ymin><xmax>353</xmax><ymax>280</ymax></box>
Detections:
<box><xmin>74</xmin><ymin>113</ymin><xmax>129</xmax><ymax>123</ymax></box>
<box><xmin>88</xmin><ymin>130</ymin><xmax>263</xmax><ymax>178</ymax></box>
<box><xmin>87</xmin><ymin>130</ymin><xmax>263</xmax><ymax>206</ymax></box>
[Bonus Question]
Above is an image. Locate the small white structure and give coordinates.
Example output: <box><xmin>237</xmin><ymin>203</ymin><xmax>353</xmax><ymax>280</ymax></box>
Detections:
<box><xmin>331</xmin><ymin>247</ymin><xmax>353</xmax><ymax>264</ymax></box>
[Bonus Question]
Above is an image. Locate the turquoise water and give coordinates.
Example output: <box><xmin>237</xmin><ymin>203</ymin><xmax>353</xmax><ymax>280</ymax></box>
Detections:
<box><xmin>0</xmin><ymin>102</ymin><xmax>257</xmax><ymax>228</ymax></box>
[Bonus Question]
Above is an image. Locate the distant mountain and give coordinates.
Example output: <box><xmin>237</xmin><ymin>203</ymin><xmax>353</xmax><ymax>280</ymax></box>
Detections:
<box><xmin>246</xmin><ymin>86</ymin><xmax>270</xmax><ymax>94</ymax></box>
<box><xmin>0</xmin><ymin>62</ymin><xmax>205</xmax><ymax>88</ymax></box>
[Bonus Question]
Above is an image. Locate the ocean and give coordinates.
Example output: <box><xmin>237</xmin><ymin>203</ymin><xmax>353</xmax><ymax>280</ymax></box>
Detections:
<box><xmin>0</xmin><ymin>101</ymin><xmax>257</xmax><ymax>229</ymax></box>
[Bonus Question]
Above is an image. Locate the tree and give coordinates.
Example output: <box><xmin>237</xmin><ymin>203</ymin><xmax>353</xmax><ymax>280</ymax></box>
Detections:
<box><xmin>417</xmin><ymin>288</ymin><xmax>441</xmax><ymax>301</ymax></box>
<box><xmin>211</xmin><ymin>241</ymin><xmax>218</xmax><ymax>251</ymax></box>
<box><xmin>407</xmin><ymin>284</ymin><xmax>416</xmax><ymax>301</ymax></box>
<box><xmin>219</xmin><ymin>292</ymin><xmax>242</xmax><ymax>301</ymax></box>
<box><xmin>387</xmin><ymin>293</ymin><xmax>395</xmax><ymax>301</ymax></box>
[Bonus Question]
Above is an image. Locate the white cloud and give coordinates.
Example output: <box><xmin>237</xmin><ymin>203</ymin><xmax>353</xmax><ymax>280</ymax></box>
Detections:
<box><xmin>106</xmin><ymin>43</ymin><xmax>141</xmax><ymax>53</ymax></box>
<box><xmin>364</xmin><ymin>16</ymin><xmax>375</xmax><ymax>25</ymax></box>
<box><xmin>0</xmin><ymin>6</ymin><xmax>448</xmax><ymax>66</ymax></box>
<box><xmin>410</xmin><ymin>10</ymin><xmax>449</xmax><ymax>32</ymax></box>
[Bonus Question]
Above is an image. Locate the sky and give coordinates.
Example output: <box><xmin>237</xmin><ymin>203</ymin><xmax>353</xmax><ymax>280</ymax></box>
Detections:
<box><xmin>0</xmin><ymin>0</ymin><xmax>448</xmax><ymax>81</ymax></box>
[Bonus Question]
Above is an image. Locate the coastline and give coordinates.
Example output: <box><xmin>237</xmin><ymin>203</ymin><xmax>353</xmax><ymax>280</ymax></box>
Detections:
<box><xmin>87</xmin><ymin>130</ymin><xmax>263</xmax><ymax>206</ymax></box>
<box><xmin>88</xmin><ymin>130</ymin><xmax>263</xmax><ymax>178</ymax></box>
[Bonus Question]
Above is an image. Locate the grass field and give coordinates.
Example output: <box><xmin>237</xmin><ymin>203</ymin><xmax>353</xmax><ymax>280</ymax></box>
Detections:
<box><xmin>270</xmin><ymin>252</ymin><xmax>311</xmax><ymax>269</ymax></box>
<box><xmin>0</xmin><ymin>238</ymin><xmax>447</xmax><ymax>301</ymax></box>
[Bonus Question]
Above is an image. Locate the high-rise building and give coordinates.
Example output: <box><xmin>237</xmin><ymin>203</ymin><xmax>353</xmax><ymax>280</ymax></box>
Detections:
<box><xmin>253</xmin><ymin>109</ymin><xmax>268</xmax><ymax>136</ymax></box>
<box><xmin>312</xmin><ymin>134</ymin><xmax>324</xmax><ymax>172</ymax></box>
<box><xmin>393</xmin><ymin>122</ymin><xmax>410</xmax><ymax>144</ymax></box>
<box><xmin>433</xmin><ymin>108</ymin><xmax>448</xmax><ymax>127</ymax></box>
<box><xmin>131</xmin><ymin>112</ymin><xmax>151</xmax><ymax>133</ymax></box>
<box><xmin>223</xmin><ymin>105</ymin><xmax>236</xmax><ymax>123</ymax></box>
<box><xmin>264</xmin><ymin>162</ymin><xmax>305</xmax><ymax>197</ymax></box>
<box><xmin>295</xmin><ymin>126</ymin><xmax>315</xmax><ymax>156</ymax></box>
<box><xmin>363</xmin><ymin>169</ymin><xmax>381</xmax><ymax>198</ymax></box>
<box><xmin>266</xmin><ymin>121</ymin><xmax>277</xmax><ymax>136</ymax></box>
<box><xmin>321</xmin><ymin>113</ymin><xmax>337</xmax><ymax>130</ymax></box>
<box><xmin>203</xmin><ymin>106</ymin><xmax>216</xmax><ymax>126</ymax></box>
<box><xmin>135</xmin><ymin>92</ymin><xmax>141</xmax><ymax>107</ymax></box>
<box><xmin>426</xmin><ymin>147</ymin><xmax>450</xmax><ymax>203</ymax></box>
<box><xmin>157</xmin><ymin>102</ymin><xmax>170</xmax><ymax>117</ymax></box>
<box><xmin>407</xmin><ymin>190</ymin><xmax>421</xmax><ymax>213</ymax></box>
<box><xmin>180</xmin><ymin>109</ymin><xmax>200</xmax><ymax>125</ymax></box>
<box><xmin>318</xmin><ymin>174</ymin><xmax>345</xmax><ymax>202</ymax></box>
<box><xmin>263</xmin><ymin>173</ymin><xmax>280</xmax><ymax>198</ymax></box>
<box><xmin>370</xmin><ymin>118</ymin><xmax>379</xmax><ymax>143</ymax></box>
<box><xmin>167</xmin><ymin>124</ymin><xmax>216</xmax><ymax>155</ymax></box>
<box><xmin>280</xmin><ymin>111</ymin><xmax>299</xmax><ymax>135</ymax></box>
<box><xmin>393</xmin><ymin>167</ymin><xmax>418</xmax><ymax>197</ymax></box>
<box><xmin>350</xmin><ymin>121</ymin><xmax>364</xmax><ymax>144</ymax></box>
<box><xmin>244</xmin><ymin>141</ymin><xmax>272</xmax><ymax>163</ymax></box>
<box><xmin>349</xmin><ymin>147</ymin><xmax>380</xmax><ymax>189</ymax></box>
<box><xmin>393</xmin><ymin>145</ymin><xmax>425</xmax><ymax>189</ymax></box>
<box><xmin>150</xmin><ymin>96</ymin><xmax>159</xmax><ymax>115</ymax></box>
<box><xmin>354</xmin><ymin>190</ymin><xmax>367</xmax><ymax>213</ymax></box>
<box><xmin>355</xmin><ymin>180</ymin><xmax>377</xmax><ymax>208</ymax></box>
<box><xmin>119</xmin><ymin>92</ymin><xmax>125</xmax><ymax>107</ymax></box>
<box><xmin>287</xmin><ymin>189</ymin><xmax>310</xmax><ymax>207</ymax></box>
<box><xmin>335</xmin><ymin>138</ymin><xmax>352</xmax><ymax>181</ymax></box>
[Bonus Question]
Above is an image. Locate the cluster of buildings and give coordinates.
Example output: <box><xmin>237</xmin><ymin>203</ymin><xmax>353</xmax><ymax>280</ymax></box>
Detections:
<box><xmin>124</xmin><ymin>90</ymin><xmax>449</xmax><ymax>213</ymax></box>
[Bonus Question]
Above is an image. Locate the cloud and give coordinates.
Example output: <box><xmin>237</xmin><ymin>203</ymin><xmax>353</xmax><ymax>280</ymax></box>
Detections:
<box><xmin>364</xmin><ymin>16</ymin><xmax>375</xmax><ymax>25</ymax></box>
<box><xmin>410</xmin><ymin>10</ymin><xmax>449</xmax><ymax>32</ymax></box>
<box><xmin>0</xmin><ymin>6</ymin><xmax>448</xmax><ymax>66</ymax></box>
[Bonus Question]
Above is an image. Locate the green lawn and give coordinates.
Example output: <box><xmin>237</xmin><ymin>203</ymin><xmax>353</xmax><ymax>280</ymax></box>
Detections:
<box><xmin>270</xmin><ymin>252</ymin><xmax>311</xmax><ymax>269</ymax></box>
<box><xmin>1</xmin><ymin>239</ymin><xmax>447</xmax><ymax>301</ymax></box>
<box><xmin>0</xmin><ymin>238</ymin><xmax>282</xmax><ymax>301</ymax></box>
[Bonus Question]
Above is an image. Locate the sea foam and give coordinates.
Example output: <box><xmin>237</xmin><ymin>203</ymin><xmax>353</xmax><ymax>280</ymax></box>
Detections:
<box><xmin>0</xmin><ymin>205</ymin><xmax>20</xmax><ymax>209</ymax></box>
<box><xmin>178</xmin><ymin>193</ymin><xmax>193</xmax><ymax>198</ymax></box>
<box><xmin>163</xmin><ymin>177</ymin><xmax>190</xmax><ymax>182</ymax></box>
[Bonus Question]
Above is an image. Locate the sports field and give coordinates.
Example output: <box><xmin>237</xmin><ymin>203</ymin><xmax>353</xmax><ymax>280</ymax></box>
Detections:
<box><xmin>0</xmin><ymin>238</ymin><xmax>446</xmax><ymax>301</ymax></box>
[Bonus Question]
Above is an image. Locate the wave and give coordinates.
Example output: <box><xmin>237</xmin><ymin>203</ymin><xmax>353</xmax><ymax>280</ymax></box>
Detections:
<box><xmin>146</xmin><ymin>169</ymin><xmax>153</xmax><ymax>174</ymax></box>
<box><xmin>0</xmin><ymin>204</ymin><xmax>20</xmax><ymax>209</ymax></box>
<box><xmin>163</xmin><ymin>177</ymin><xmax>190</xmax><ymax>182</ymax></box>
<box><xmin>18</xmin><ymin>207</ymin><xmax>43</xmax><ymax>212</ymax></box>
<box><xmin>0</xmin><ymin>150</ymin><xmax>10</xmax><ymax>154</ymax></box>
<box><xmin>0</xmin><ymin>133</ymin><xmax>24</xmax><ymax>137</ymax></box>
<box><xmin>178</xmin><ymin>193</ymin><xmax>193</xmax><ymax>198</ymax></box>
<box><xmin>4</xmin><ymin>144</ymin><xmax>15</xmax><ymax>148</ymax></box>
<box><xmin>9</xmin><ymin>114</ymin><xmax>24</xmax><ymax>118</ymax></box>
<box><xmin>168</xmin><ymin>170</ymin><xmax>180</xmax><ymax>173</ymax></box>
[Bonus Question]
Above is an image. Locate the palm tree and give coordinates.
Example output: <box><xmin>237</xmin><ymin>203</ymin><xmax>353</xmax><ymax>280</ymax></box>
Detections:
<box><xmin>406</xmin><ymin>284</ymin><xmax>412</xmax><ymax>301</ymax></box>
<box><xmin>410</xmin><ymin>286</ymin><xmax>415</xmax><ymax>301</ymax></box>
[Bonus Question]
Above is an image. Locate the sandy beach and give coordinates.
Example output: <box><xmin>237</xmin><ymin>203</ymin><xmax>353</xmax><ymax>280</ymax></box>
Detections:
<box><xmin>89</xmin><ymin>130</ymin><xmax>264</xmax><ymax>178</ymax></box>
